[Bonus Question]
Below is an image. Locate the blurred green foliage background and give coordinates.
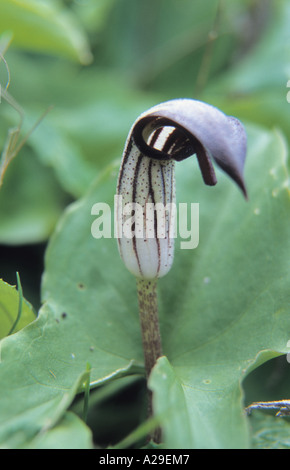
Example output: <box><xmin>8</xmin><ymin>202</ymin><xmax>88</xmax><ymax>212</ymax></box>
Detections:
<box><xmin>0</xmin><ymin>0</ymin><xmax>289</xmax><ymax>448</ymax></box>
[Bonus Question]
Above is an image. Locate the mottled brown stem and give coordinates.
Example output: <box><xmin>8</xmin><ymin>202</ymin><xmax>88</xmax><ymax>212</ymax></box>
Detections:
<box><xmin>136</xmin><ymin>277</ymin><xmax>162</xmax><ymax>443</ymax></box>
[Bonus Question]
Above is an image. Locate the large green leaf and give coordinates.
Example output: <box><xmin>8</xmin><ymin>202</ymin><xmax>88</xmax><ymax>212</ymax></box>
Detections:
<box><xmin>0</xmin><ymin>351</ymin><xmax>90</xmax><ymax>448</ymax></box>
<box><xmin>0</xmin><ymin>0</ymin><xmax>92</xmax><ymax>64</ymax></box>
<box><xmin>0</xmin><ymin>124</ymin><xmax>289</xmax><ymax>448</ymax></box>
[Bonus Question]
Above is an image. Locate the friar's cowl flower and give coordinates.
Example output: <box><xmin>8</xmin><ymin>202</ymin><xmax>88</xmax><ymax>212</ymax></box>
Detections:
<box><xmin>116</xmin><ymin>98</ymin><xmax>247</xmax><ymax>280</ymax></box>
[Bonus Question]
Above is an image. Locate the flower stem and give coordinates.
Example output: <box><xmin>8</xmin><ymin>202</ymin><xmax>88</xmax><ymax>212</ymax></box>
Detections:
<box><xmin>136</xmin><ymin>278</ymin><xmax>163</xmax><ymax>378</ymax></box>
<box><xmin>136</xmin><ymin>277</ymin><xmax>162</xmax><ymax>443</ymax></box>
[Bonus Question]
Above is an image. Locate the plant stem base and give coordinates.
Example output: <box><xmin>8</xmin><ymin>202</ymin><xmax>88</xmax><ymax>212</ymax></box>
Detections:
<box><xmin>136</xmin><ymin>278</ymin><xmax>163</xmax><ymax>443</ymax></box>
<box><xmin>136</xmin><ymin>278</ymin><xmax>163</xmax><ymax>378</ymax></box>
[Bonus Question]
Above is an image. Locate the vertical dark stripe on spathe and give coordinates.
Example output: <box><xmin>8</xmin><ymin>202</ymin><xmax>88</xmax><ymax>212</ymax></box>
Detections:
<box><xmin>132</xmin><ymin>153</ymin><xmax>143</xmax><ymax>277</ymax></box>
<box><xmin>148</xmin><ymin>159</ymin><xmax>161</xmax><ymax>275</ymax></box>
